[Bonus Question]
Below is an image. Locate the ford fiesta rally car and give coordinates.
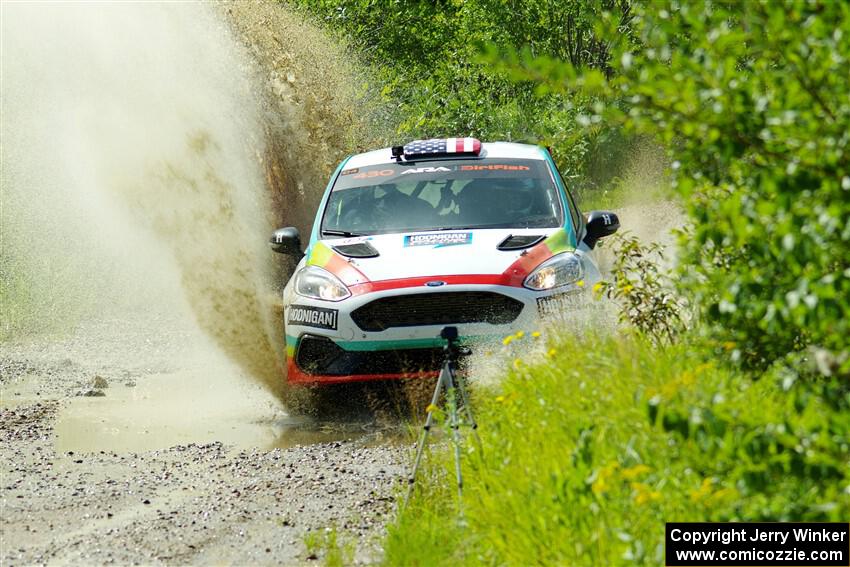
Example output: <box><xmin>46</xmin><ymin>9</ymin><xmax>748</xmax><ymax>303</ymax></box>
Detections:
<box><xmin>270</xmin><ymin>138</ymin><xmax>619</xmax><ymax>385</ymax></box>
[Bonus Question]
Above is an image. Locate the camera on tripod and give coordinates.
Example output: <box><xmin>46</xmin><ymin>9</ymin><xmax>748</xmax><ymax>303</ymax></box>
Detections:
<box><xmin>440</xmin><ymin>326</ymin><xmax>472</xmax><ymax>360</ymax></box>
<box><xmin>406</xmin><ymin>326</ymin><xmax>478</xmax><ymax>508</ymax></box>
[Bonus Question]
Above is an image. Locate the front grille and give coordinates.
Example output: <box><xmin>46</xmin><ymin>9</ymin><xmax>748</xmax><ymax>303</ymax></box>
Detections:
<box><xmin>350</xmin><ymin>291</ymin><xmax>523</xmax><ymax>332</ymax></box>
<box><xmin>296</xmin><ymin>335</ymin><xmax>446</xmax><ymax>375</ymax></box>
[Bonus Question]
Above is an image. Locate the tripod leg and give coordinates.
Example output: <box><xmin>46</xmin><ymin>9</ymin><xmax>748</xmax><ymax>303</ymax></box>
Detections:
<box><xmin>456</xmin><ymin>373</ymin><xmax>477</xmax><ymax>429</ymax></box>
<box><xmin>404</xmin><ymin>369</ymin><xmax>444</xmax><ymax>507</ymax></box>
<box><xmin>443</xmin><ymin>361</ymin><xmax>464</xmax><ymax>502</ymax></box>
<box><xmin>456</xmin><ymin>373</ymin><xmax>482</xmax><ymax>447</ymax></box>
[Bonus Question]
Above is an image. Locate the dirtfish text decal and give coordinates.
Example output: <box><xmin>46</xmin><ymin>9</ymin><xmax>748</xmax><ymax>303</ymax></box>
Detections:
<box><xmin>404</xmin><ymin>232</ymin><xmax>473</xmax><ymax>248</ymax></box>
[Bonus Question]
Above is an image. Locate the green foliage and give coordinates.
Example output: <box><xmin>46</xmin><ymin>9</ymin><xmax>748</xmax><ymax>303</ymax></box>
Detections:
<box><xmin>596</xmin><ymin>233</ymin><xmax>685</xmax><ymax>344</ymax></box>
<box><xmin>292</xmin><ymin>2</ymin><xmax>850</xmax><ymax>563</ymax></box>
<box><xmin>387</xmin><ymin>334</ymin><xmax>850</xmax><ymax>565</ymax></box>
<box><xmin>483</xmin><ymin>0</ymin><xmax>850</xmax><ymax>372</ymax></box>
<box><xmin>289</xmin><ymin>0</ymin><xmax>639</xmax><ymax>196</ymax></box>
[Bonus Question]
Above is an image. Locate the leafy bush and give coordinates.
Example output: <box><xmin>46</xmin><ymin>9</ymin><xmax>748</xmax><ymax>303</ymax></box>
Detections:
<box><xmin>596</xmin><ymin>233</ymin><xmax>685</xmax><ymax>344</ymax></box>
<box><xmin>387</xmin><ymin>334</ymin><xmax>850</xmax><ymax>565</ymax></box>
<box><xmin>290</xmin><ymin>0</ymin><xmax>638</xmax><ymax>196</ymax></box>
<box><xmin>291</xmin><ymin>3</ymin><xmax>850</xmax><ymax>563</ymax></box>
<box><xmin>485</xmin><ymin>0</ymin><xmax>850</xmax><ymax>372</ymax></box>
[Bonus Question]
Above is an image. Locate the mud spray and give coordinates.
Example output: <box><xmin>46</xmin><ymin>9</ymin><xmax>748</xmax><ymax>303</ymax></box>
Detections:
<box><xmin>1</xmin><ymin>3</ymin><xmax>382</xmax><ymax>447</ymax></box>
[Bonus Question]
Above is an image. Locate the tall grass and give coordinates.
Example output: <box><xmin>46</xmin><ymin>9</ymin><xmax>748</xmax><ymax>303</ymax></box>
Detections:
<box><xmin>385</xmin><ymin>332</ymin><xmax>850</xmax><ymax>565</ymax></box>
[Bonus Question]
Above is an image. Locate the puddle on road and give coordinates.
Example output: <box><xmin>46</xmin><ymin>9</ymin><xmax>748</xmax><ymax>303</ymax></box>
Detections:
<box><xmin>3</xmin><ymin>328</ymin><xmax>409</xmax><ymax>454</ymax></box>
<box><xmin>51</xmin><ymin>361</ymin><xmax>395</xmax><ymax>454</ymax></box>
<box><xmin>54</xmin><ymin>394</ymin><xmax>385</xmax><ymax>453</ymax></box>
<box><xmin>55</xmin><ymin>376</ymin><xmax>274</xmax><ymax>453</ymax></box>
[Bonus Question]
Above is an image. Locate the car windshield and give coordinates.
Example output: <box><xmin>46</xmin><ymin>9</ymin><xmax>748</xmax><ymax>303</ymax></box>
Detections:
<box><xmin>321</xmin><ymin>158</ymin><xmax>563</xmax><ymax>236</ymax></box>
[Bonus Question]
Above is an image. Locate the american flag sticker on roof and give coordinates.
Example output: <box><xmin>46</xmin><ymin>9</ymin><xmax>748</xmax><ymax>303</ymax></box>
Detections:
<box><xmin>403</xmin><ymin>137</ymin><xmax>481</xmax><ymax>158</ymax></box>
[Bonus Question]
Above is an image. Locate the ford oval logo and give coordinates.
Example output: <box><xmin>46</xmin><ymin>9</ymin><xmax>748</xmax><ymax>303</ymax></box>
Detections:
<box><xmin>425</xmin><ymin>280</ymin><xmax>446</xmax><ymax>287</ymax></box>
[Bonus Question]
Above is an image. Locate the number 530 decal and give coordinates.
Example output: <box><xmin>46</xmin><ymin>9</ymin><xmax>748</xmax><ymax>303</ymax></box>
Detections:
<box><xmin>352</xmin><ymin>169</ymin><xmax>394</xmax><ymax>180</ymax></box>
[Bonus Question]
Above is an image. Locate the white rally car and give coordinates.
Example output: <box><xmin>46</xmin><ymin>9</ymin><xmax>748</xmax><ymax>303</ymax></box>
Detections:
<box><xmin>270</xmin><ymin>138</ymin><xmax>619</xmax><ymax>385</ymax></box>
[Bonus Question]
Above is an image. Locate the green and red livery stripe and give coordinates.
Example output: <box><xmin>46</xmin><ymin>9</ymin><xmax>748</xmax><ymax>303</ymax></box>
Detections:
<box><xmin>342</xmin><ymin>229</ymin><xmax>575</xmax><ymax>294</ymax></box>
<box><xmin>308</xmin><ymin>227</ymin><xmax>575</xmax><ymax>296</ymax></box>
<box><xmin>501</xmin><ymin>227</ymin><xmax>575</xmax><ymax>286</ymax></box>
<box><xmin>306</xmin><ymin>241</ymin><xmax>370</xmax><ymax>286</ymax></box>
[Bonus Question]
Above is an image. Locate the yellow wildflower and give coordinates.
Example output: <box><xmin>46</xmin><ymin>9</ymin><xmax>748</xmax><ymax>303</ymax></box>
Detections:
<box><xmin>695</xmin><ymin>362</ymin><xmax>713</xmax><ymax>375</ymax></box>
<box><xmin>621</xmin><ymin>464</ymin><xmax>652</xmax><ymax>480</ymax></box>
<box><xmin>591</xmin><ymin>463</ymin><xmax>619</xmax><ymax>496</ymax></box>
<box><xmin>546</xmin><ymin>348</ymin><xmax>557</xmax><ymax>358</ymax></box>
<box><xmin>690</xmin><ymin>478</ymin><xmax>714</xmax><ymax>503</ymax></box>
<box><xmin>516</xmin><ymin>330</ymin><xmax>525</xmax><ymax>339</ymax></box>
<box><xmin>707</xmin><ymin>487</ymin><xmax>737</xmax><ymax>504</ymax></box>
<box><xmin>632</xmin><ymin>482</ymin><xmax>661</xmax><ymax>505</ymax></box>
<box><xmin>531</xmin><ymin>331</ymin><xmax>541</xmax><ymax>338</ymax></box>
<box><xmin>576</xmin><ymin>279</ymin><xmax>585</xmax><ymax>287</ymax></box>
<box><xmin>661</xmin><ymin>379</ymin><xmax>681</xmax><ymax>398</ymax></box>
<box><xmin>502</xmin><ymin>335</ymin><xmax>514</xmax><ymax>346</ymax></box>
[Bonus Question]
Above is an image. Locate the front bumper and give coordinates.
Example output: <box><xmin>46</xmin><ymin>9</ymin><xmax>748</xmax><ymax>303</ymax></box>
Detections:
<box><xmin>284</xmin><ymin>282</ymin><xmax>583</xmax><ymax>385</ymax></box>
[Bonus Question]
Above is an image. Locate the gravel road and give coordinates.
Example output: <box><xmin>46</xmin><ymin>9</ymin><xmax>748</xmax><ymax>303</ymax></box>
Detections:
<box><xmin>0</xmin><ymin>318</ymin><xmax>409</xmax><ymax>566</ymax></box>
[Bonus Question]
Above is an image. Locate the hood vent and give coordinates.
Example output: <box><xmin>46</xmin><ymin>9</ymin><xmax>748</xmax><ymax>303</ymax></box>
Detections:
<box><xmin>332</xmin><ymin>241</ymin><xmax>380</xmax><ymax>258</ymax></box>
<box><xmin>497</xmin><ymin>234</ymin><xmax>545</xmax><ymax>251</ymax></box>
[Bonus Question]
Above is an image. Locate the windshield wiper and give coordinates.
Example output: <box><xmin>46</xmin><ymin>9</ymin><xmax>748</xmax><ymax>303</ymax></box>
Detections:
<box><xmin>322</xmin><ymin>229</ymin><xmax>365</xmax><ymax>237</ymax></box>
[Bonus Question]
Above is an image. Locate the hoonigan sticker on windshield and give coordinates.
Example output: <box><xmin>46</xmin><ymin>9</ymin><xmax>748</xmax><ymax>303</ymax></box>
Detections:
<box><xmin>288</xmin><ymin>305</ymin><xmax>338</xmax><ymax>330</ymax></box>
<box><xmin>404</xmin><ymin>232</ymin><xmax>472</xmax><ymax>248</ymax></box>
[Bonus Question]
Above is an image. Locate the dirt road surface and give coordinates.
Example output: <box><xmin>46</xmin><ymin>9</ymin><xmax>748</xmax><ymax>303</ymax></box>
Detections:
<box><xmin>0</xmin><ymin>317</ymin><xmax>408</xmax><ymax>566</ymax></box>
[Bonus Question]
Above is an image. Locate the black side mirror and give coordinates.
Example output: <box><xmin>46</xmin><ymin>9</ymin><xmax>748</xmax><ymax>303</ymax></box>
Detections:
<box><xmin>269</xmin><ymin>227</ymin><xmax>303</xmax><ymax>257</ymax></box>
<box><xmin>583</xmin><ymin>211</ymin><xmax>620</xmax><ymax>249</ymax></box>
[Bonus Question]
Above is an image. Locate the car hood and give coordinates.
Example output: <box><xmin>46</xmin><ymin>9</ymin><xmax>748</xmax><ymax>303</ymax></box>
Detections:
<box><xmin>307</xmin><ymin>228</ymin><xmax>575</xmax><ymax>286</ymax></box>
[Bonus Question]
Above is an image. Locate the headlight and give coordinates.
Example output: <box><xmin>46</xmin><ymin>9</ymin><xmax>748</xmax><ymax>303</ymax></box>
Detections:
<box><xmin>523</xmin><ymin>252</ymin><xmax>584</xmax><ymax>291</ymax></box>
<box><xmin>295</xmin><ymin>266</ymin><xmax>351</xmax><ymax>301</ymax></box>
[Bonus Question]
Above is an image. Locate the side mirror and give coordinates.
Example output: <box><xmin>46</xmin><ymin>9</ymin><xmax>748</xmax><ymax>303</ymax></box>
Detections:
<box><xmin>269</xmin><ymin>227</ymin><xmax>303</xmax><ymax>257</ymax></box>
<box><xmin>583</xmin><ymin>211</ymin><xmax>620</xmax><ymax>249</ymax></box>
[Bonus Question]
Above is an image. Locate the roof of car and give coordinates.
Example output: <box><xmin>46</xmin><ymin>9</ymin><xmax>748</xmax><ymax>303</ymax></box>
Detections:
<box><xmin>343</xmin><ymin>141</ymin><xmax>546</xmax><ymax>169</ymax></box>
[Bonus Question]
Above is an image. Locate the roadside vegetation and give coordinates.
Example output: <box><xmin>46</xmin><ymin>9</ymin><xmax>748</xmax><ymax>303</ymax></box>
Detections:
<box><xmin>293</xmin><ymin>0</ymin><xmax>850</xmax><ymax>564</ymax></box>
<box><xmin>290</xmin><ymin>0</ymin><xmax>645</xmax><ymax>205</ymax></box>
<box><xmin>387</xmin><ymin>331</ymin><xmax>849</xmax><ymax>565</ymax></box>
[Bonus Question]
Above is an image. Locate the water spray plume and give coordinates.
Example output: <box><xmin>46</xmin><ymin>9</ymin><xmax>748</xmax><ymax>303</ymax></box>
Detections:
<box><xmin>1</xmin><ymin>2</ymin><xmax>372</xmax><ymax>399</ymax></box>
